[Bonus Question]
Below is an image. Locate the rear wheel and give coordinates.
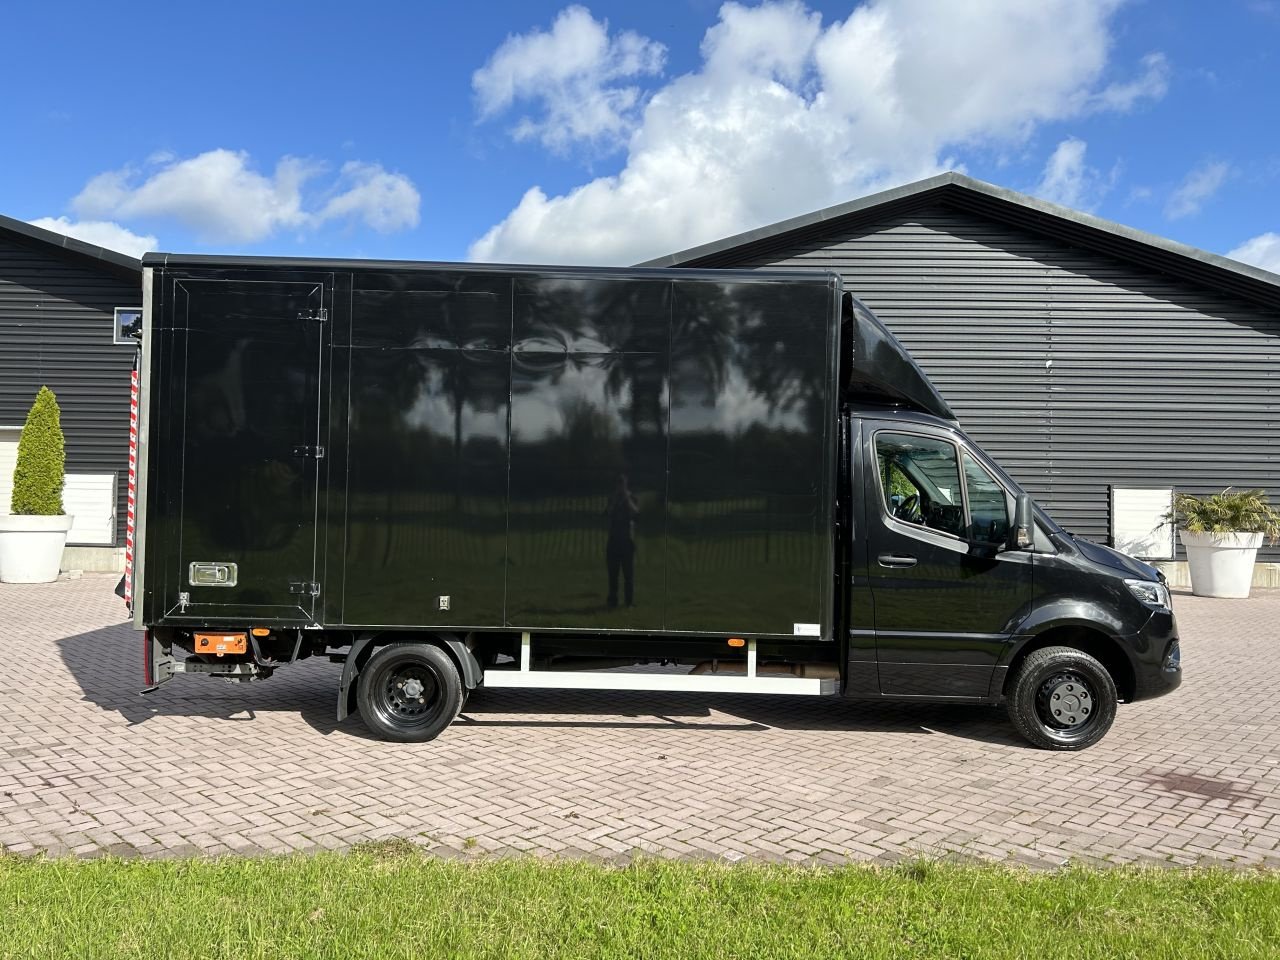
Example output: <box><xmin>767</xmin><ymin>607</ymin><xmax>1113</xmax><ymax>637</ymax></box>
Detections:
<box><xmin>356</xmin><ymin>643</ymin><xmax>462</xmax><ymax>743</ymax></box>
<box><xmin>1007</xmin><ymin>646</ymin><xmax>1117</xmax><ymax>750</ymax></box>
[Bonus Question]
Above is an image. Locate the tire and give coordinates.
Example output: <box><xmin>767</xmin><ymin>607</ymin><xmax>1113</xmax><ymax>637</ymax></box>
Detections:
<box><xmin>1006</xmin><ymin>646</ymin><xmax>1117</xmax><ymax>751</ymax></box>
<box><xmin>356</xmin><ymin>643</ymin><xmax>463</xmax><ymax>743</ymax></box>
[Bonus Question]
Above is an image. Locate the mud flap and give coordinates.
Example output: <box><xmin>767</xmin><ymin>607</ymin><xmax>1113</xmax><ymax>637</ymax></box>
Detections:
<box><xmin>140</xmin><ymin>629</ymin><xmax>176</xmax><ymax>693</ymax></box>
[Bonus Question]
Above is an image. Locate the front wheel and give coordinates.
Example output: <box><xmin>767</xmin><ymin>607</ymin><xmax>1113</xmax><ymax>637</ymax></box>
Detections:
<box><xmin>1007</xmin><ymin>646</ymin><xmax>1117</xmax><ymax>750</ymax></box>
<box><xmin>356</xmin><ymin>643</ymin><xmax>463</xmax><ymax>743</ymax></box>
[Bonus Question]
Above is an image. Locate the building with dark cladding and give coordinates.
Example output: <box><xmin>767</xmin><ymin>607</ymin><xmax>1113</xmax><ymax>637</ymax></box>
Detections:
<box><xmin>0</xmin><ymin>214</ymin><xmax>141</xmax><ymax>571</ymax></box>
<box><xmin>3</xmin><ymin>172</ymin><xmax>1278</xmax><ymax>582</ymax></box>
<box><xmin>644</xmin><ymin>173</ymin><xmax>1280</xmax><ymax>584</ymax></box>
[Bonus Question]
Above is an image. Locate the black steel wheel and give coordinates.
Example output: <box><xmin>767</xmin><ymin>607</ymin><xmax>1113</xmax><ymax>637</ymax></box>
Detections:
<box><xmin>1007</xmin><ymin>645</ymin><xmax>1117</xmax><ymax>750</ymax></box>
<box><xmin>356</xmin><ymin>643</ymin><xmax>463</xmax><ymax>743</ymax></box>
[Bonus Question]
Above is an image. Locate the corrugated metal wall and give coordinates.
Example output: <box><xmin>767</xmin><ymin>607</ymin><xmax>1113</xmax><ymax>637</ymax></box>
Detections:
<box><xmin>0</xmin><ymin>232</ymin><xmax>140</xmax><ymax>544</ymax></box>
<box><xmin>688</xmin><ymin>201</ymin><xmax>1280</xmax><ymax>560</ymax></box>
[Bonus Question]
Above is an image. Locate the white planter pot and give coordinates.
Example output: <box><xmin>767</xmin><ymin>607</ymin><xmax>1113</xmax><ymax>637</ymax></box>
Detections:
<box><xmin>0</xmin><ymin>514</ymin><xmax>74</xmax><ymax>584</ymax></box>
<box><xmin>1179</xmin><ymin>529</ymin><xmax>1263</xmax><ymax>599</ymax></box>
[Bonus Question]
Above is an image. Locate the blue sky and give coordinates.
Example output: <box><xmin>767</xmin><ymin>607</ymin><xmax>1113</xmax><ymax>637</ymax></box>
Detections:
<box><xmin>4</xmin><ymin>0</ymin><xmax>1279</xmax><ymax>272</ymax></box>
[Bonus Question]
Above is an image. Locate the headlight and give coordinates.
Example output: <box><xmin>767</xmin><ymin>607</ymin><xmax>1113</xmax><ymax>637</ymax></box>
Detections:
<box><xmin>1125</xmin><ymin>578</ymin><xmax>1171</xmax><ymax>609</ymax></box>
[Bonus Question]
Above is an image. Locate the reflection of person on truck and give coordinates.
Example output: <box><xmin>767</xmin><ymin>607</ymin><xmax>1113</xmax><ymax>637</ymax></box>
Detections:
<box><xmin>604</xmin><ymin>474</ymin><xmax>639</xmax><ymax>607</ymax></box>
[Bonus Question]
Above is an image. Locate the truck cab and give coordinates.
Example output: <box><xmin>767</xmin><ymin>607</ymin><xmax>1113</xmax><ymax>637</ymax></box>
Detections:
<box><xmin>842</xmin><ymin>405</ymin><xmax>1181</xmax><ymax>748</ymax></box>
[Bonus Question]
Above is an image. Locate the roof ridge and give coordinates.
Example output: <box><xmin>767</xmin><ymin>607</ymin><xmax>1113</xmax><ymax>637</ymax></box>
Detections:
<box><xmin>638</xmin><ymin>173</ymin><xmax>1280</xmax><ymax>309</ymax></box>
<box><xmin>0</xmin><ymin>211</ymin><xmax>142</xmax><ymax>275</ymax></box>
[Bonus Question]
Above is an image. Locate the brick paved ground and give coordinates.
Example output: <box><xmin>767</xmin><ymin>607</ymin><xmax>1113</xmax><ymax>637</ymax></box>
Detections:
<box><xmin>0</xmin><ymin>575</ymin><xmax>1278</xmax><ymax>867</ymax></box>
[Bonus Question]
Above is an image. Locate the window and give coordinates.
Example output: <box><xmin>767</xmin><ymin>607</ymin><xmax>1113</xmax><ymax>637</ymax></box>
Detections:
<box><xmin>876</xmin><ymin>432</ymin><xmax>1012</xmax><ymax>545</ymax></box>
<box><xmin>963</xmin><ymin>452</ymin><xmax>1010</xmax><ymax>543</ymax></box>
<box><xmin>114</xmin><ymin>307</ymin><xmax>142</xmax><ymax>345</ymax></box>
<box><xmin>875</xmin><ymin>433</ymin><xmax>965</xmax><ymax>538</ymax></box>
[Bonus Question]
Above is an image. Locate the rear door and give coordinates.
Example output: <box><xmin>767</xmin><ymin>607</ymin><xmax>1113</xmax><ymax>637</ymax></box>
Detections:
<box><xmin>169</xmin><ymin>276</ymin><xmax>330</xmax><ymax>622</ymax></box>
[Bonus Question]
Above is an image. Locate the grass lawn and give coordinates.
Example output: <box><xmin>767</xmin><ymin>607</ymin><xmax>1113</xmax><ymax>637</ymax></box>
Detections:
<box><xmin>2</xmin><ymin>846</ymin><xmax>1278</xmax><ymax>959</ymax></box>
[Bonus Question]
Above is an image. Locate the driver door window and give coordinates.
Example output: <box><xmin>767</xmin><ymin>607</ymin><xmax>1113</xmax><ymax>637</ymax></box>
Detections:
<box><xmin>875</xmin><ymin>433</ymin><xmax>965</xmax><ymax>538</ymax></box>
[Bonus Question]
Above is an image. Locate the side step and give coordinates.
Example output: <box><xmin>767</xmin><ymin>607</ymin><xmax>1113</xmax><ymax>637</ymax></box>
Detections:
<box><xmin>481</xmin><ymin>634</ymin><xmax>838</xmax><ymax>696</ymax></box>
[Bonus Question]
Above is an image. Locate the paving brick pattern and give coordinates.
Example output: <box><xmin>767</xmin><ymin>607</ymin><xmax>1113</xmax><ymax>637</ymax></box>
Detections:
<box><xmin>1</xmin><ymin>576</ymin><xmax>1278</xmax><ymax>866</ymax></box>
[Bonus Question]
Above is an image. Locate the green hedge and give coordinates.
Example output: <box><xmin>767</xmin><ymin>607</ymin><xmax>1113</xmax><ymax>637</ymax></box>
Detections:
<box><xmin>10</xmin><ymin>385</ymin><xmax>65</xmax><ymax>516</ymax></box>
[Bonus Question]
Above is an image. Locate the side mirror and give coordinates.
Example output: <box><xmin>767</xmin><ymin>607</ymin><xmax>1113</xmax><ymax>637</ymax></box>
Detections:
<box><xmin>967</xmin><ymin>538</ymin><xmax>1000</xmax><ymax>560</ymax></box>
<box><xmin>967</xmin><ymin>516</ymin><xmax>1003</xmax><ymax>559</ymax></box>
<box><xmin>1012</xmin><ymin>494</ymin><xmax>1034</xmax><ymax>550</ymax></box>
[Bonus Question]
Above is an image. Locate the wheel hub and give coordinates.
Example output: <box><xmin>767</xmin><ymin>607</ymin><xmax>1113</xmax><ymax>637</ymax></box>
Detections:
<box><xmin>1041</xmin><ymin>675</ymin><xmax>1092</xmax><ymax>729</ymax></box>
<box><xmin>386</xmin><ymin>667</ymin><xmax>436</xmax><ymax>718</ymax></box>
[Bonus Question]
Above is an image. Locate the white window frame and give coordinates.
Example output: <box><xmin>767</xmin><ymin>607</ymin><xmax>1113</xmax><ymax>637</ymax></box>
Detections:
<box><xmin>114</xmin><ymin>306</ymin><xmax>143</xmax><ymax>346</ymax></box>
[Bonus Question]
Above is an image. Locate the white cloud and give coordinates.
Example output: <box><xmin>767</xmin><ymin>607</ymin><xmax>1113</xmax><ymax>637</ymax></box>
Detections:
<box><xmin>1092</xmin><ymin>52</ymin><xmax>1170</xmax><ymax>111</ymax></box>
<box><xmin>317</xmin><ymin>161</ymin><xmax>421</xmax><ymax>232</ymax></box>
<box><xmin>471</xmin><ymin>0</ymin><xmax>1169</xmax><ymax>265</ymax></box>
<box><xmin>473</xmin><ymin>5</ymin><xmax>666</xmax><ymax>152</ymax></box>
<box><xmin>71</xmin><ymin>149</ymin><xmax>420</xmax><ymax>244</ymax></box>
<box><xmin>701</xmin><ymin>0</ymin><xmax>821</xmax><ymax>84</ymax></box>
<box><xmin>1031</xmin><ymin>137</ymin><xmax>1115</xmax><ymax>211</ymax></box>
<box><xmin>73</xmin><ymin>150</ymin><xmax>313</xmax><ymax>243</ymax></box>
<box><xmin>28</xmin><ymin>216</ymin><xmax>157</xmax><ymax>259</ymax></box>
<box><xmin>1164</xmin><ymin>160</ymin><xmax>1230</xmax><ymax>220</ymax></box>
<box><xmin>1227</xmin><ymin>232</ymin><xmax>1280</xmax><ymax>274</ymax></box>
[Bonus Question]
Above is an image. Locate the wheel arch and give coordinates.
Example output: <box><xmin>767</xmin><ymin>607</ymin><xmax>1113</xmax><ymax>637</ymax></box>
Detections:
<box><xmin>337</xmin><ymin>631</ymin><xmax>482</xmax><ymax>722</ymax></box>
<box><xmin>1003</xmin><ymin>625</ymin><xmax>1136</xmax><ymax>703</ymax></box>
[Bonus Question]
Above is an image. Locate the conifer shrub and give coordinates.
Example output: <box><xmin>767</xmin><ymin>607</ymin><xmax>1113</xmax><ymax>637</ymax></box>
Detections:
<box><xmin>10</xmin><ymin>385</ymin><xmax>66</xmax><ymax>516</ymax></box>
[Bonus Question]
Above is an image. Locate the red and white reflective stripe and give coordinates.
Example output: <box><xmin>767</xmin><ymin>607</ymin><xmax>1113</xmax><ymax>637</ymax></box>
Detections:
<box><xmin>124</xmin><ymin>364</ymin><xmax>139</xmax><ymax>607</ymax></box>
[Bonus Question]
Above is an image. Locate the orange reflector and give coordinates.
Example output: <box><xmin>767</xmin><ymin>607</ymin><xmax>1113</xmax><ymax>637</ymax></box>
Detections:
<box><xmin>194</xmin><ymin>632</ymin><xmax>247</xmax><ymax>656</ymax></box>
<box><xmin>251</xmin><ymin>628</ymin><xmax>270</xmax><ymax>637</ymax></box>
<box><xmin>727</xmin><ymin>637</ymin><xmax>745</xmax><ymax>648</ymax></box>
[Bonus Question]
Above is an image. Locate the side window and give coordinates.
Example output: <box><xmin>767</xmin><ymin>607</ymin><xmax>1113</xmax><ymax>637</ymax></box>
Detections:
<box><xmin>875</xmin><ymin>433</ymin><xmax>965</xmax><ymax>538</ymax></box>
<box><xmin>963</xmin><ymin>452</ymin><xmax>1010</xmax><ymax>543</ymax></box>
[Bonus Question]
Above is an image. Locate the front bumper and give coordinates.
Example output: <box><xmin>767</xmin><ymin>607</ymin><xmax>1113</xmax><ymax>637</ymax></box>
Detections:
<box><xmin>1128</xmin><ymin>608</ymin><xmax>1181</xmax><ymax>702</ymax></box>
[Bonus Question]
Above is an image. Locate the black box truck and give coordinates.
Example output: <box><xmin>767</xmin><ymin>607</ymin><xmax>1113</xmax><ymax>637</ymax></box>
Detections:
<box><xmin>134</xmin><ymin>255</ymin><xmax>1181</xmax><ymax>749</ymax></box>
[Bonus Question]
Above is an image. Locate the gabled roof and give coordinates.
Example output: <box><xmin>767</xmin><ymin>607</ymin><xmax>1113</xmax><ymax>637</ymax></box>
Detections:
<box><xmin>640</xmin><ymin>172</ymin><xmax>1280</xmax><ymax>311</ymax></box>
<box><xmin>0</xmin><ymin>211</ymin><xmax>141</xmax><ymax>280</ymax></box>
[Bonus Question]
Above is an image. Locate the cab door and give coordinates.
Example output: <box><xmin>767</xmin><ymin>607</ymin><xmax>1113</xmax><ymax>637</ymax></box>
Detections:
<box><xmin>862</xmin><ymin>422</ymin><xmax>1033</xmax><ymax>698</ymax></box>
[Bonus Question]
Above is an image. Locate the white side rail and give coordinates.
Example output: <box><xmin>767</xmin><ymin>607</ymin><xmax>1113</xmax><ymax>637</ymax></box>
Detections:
<box><xmin>481</xmin><ymin>633</ymin><xmax>838</xmax><ymax>696</ymax></box>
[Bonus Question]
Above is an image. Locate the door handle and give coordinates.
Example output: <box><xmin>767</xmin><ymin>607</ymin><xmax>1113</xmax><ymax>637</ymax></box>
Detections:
<box><xmin>877</xmin><ymin>553</ymin><xmax>918</xmax><ymax>568</ymax></box>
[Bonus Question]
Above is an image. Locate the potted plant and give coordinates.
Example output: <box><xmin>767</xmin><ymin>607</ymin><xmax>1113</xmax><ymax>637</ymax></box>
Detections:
<box><xmin>1171</xmin><ymin>488</ymin><xmax>1280</xmax><ymax>599</ymax></box>
<box><xmin>0</xmin><ymin>386</ymin><xmax>73</xmax><ymax>583</ymax></box>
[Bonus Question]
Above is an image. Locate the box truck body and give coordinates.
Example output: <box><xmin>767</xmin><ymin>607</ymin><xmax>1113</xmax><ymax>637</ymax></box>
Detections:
<box><xmin>135</xmin><ymin>255</ymin><xmax>1181</xmax><ymax>749</ymax></box>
